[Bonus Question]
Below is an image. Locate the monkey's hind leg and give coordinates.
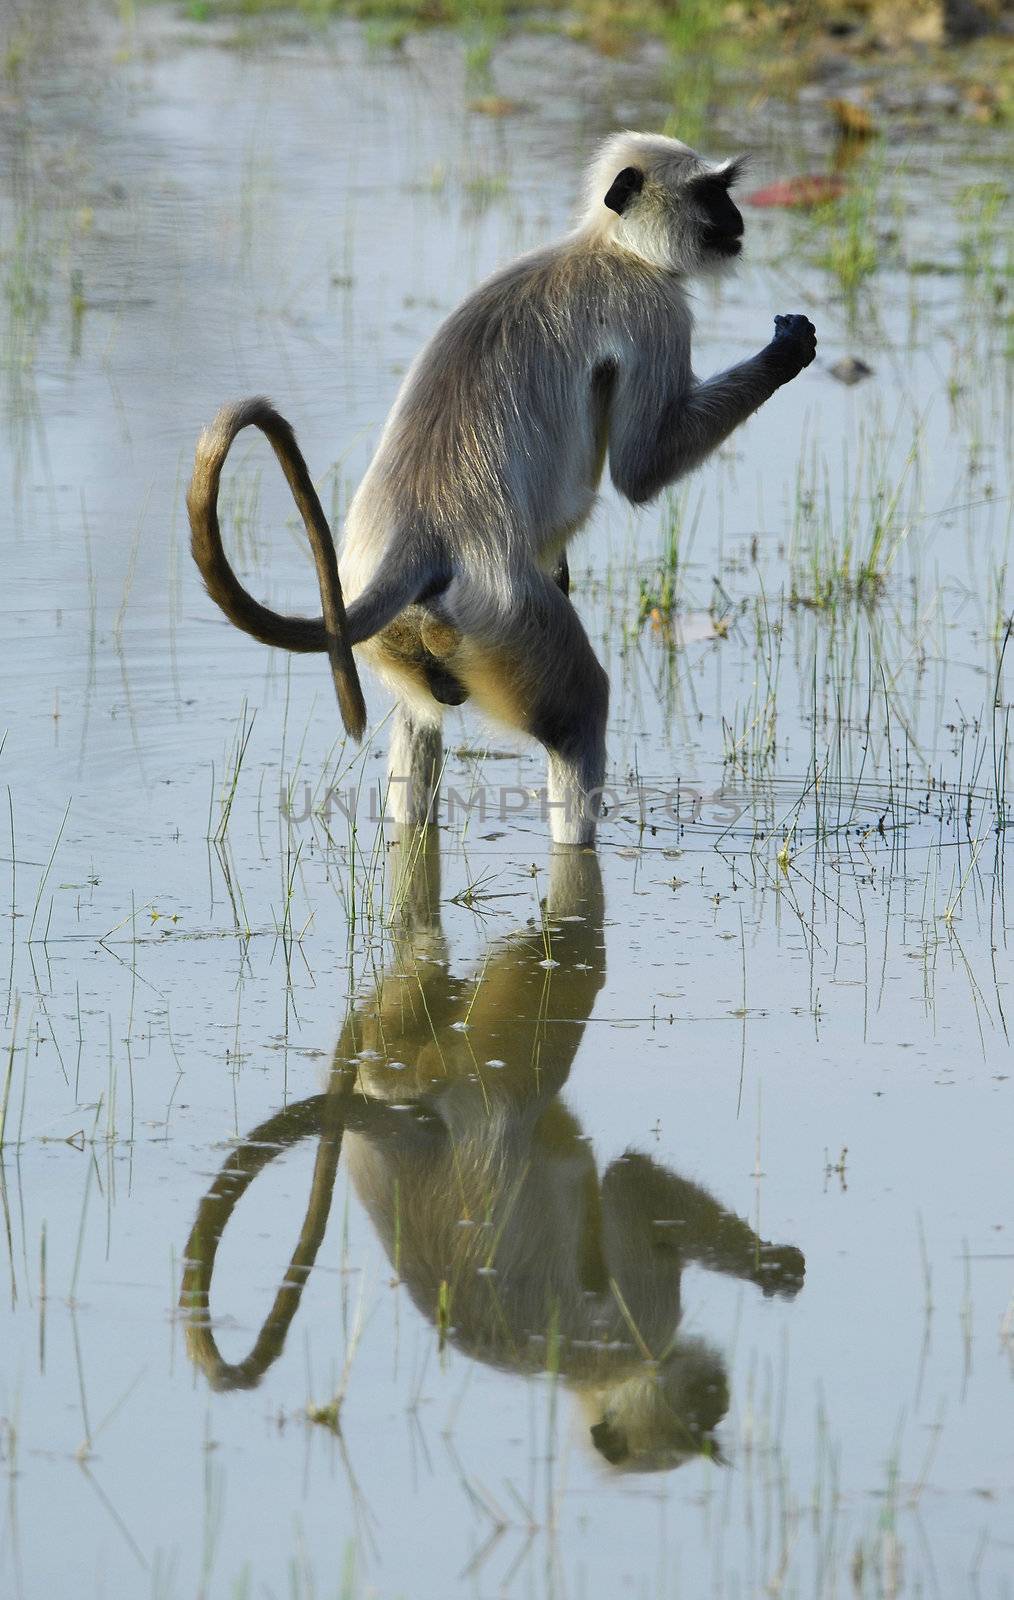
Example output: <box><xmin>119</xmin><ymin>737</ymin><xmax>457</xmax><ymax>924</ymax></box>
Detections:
<box><xmin>542</xmin><ymin>713</ymin><xmax>608</xmax><ymax>848</ymax></box>
<box><xmin>387</xmin><ymin>702</ymin><xmax>444</xmax><ymax>830</ymax></box>
<box><xmin>524</xmin><ymin>586</ymin><xmax>608</xmax><ymax>847</ymax></box>
<box><xmin>457</xmin><ymin>577</ymin><xmax>608</xmax><ymax>847</ymax></box>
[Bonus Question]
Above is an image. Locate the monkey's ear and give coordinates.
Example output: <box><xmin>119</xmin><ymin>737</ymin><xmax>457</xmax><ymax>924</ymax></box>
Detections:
<box><xmin>603</xmin><ymin>166</ymin><xmax>644</xmax><ymax>215</ymax></box>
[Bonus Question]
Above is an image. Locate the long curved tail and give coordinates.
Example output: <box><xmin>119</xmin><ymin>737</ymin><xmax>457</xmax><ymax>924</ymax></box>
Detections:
<box><xmin>187</xmin><ymin>397</ymin><xmax>367</xmax><ymax>741</ymax></box>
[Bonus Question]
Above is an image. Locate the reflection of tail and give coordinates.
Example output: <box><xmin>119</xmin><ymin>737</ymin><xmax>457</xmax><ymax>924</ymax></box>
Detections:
<box><xmin>180</xmin><ymin>1088</ymin><xmax>342</xmax><ymax>1391</ymax></box>
<box><xmin>179</xmin><ymin>1070</ymin><xmax>435</xmax><ymax>1391</ymax></box>
<box><xmin>187</xmin><ymin>398</ymin><xmax>367</xmax><ymax>738</ymax></box>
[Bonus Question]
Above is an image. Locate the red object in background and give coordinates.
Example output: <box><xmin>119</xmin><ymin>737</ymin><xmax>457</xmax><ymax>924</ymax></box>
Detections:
<box><xmin>745</xmin><ymin>176</ymin><xmax>847</xmax><ymax>209</ymax></box>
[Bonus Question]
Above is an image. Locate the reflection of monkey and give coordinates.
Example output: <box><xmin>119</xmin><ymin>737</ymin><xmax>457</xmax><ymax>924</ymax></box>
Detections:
<box><xmin>188</xmin><ymin>132</ymin><xmax>816</xmax><ymax>844</ymax></box>
<box><xmin>182</xmin><ymin>835</ymin><xmax>804</xmax><ymax>1470</ymax></box>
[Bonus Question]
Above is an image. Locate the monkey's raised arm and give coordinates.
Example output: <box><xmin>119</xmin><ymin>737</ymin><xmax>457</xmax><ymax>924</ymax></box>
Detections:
<box><xmin>603</xmin><ymin>1153</ymin><xmax>805</xmax><ymax>1301</ymax></box>
<box><xmin>608</xmin><ymin>314</ymin><xmax>816</xmax><ymax>506</ymax></box>
<box><xmin>673</xmin><ymin>1176</ymin><xmax>805</xmax><ymax>1299</ymax></box>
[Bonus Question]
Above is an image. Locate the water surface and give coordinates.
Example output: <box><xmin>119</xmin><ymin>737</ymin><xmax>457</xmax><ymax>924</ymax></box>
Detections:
<box><xmin>0</xmin><ymin>8</ymin><xmax>1011</xmax><ymax>1597</ymax></box>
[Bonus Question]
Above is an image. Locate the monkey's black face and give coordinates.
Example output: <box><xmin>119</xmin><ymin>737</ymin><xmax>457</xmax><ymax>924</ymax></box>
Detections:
<box><xmin>694</xmin><ymin>174</ymin><xmax>745</xmax><ymax>258</ymax></box>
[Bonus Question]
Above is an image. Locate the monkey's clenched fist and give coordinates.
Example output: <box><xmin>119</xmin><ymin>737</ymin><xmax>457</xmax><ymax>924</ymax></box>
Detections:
<box><xmin>754</xmin><ymin>1241</ymin><xmax>806</xmax><ymax>1300</ymax></box>
<box><xmin>768</xmin><ymin>313</ymin><xmax>817</xmax><ymax>381</ymax></box>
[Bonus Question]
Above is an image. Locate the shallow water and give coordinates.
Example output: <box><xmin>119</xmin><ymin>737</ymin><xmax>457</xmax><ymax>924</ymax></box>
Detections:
<box><xmin>0</xmin><ymin>7</ymin><xmax>1011</xmax><ymax>1597</ymax></box>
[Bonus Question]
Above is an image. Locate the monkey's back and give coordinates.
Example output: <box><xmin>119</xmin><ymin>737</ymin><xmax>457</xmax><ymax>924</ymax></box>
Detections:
<box><xmin>342</xmin><ymin>238</ymin><xmax>687</xmax><ymax>582</ymax></box>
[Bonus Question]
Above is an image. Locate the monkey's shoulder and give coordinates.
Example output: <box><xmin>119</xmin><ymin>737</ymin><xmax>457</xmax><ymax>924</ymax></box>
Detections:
<box><xmin>421</xmin><ymin>241</ymin><xmax>689</xmax><ymax>372</ymax></box>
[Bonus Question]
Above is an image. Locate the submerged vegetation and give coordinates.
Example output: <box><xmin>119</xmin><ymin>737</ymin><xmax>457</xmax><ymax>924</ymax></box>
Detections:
<box><xmin>787</xmin><ymin>427</ymin><xmax>917</xmax><ymax>608</ymax></box>
<box><xmin>637</xmin><ymin>490</ymin><xmax>700</xmax><ymax>625</ymax></box>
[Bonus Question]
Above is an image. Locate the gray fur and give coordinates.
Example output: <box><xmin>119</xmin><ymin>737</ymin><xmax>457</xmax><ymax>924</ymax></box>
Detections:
<box><xmin>188</xmin><ymin>132</ymin><xmax>816</xmax><ymax>844</ymax></box>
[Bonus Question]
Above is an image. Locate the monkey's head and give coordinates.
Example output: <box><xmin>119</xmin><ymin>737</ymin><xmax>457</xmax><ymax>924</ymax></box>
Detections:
<box><xmin>585</xmin><ymin>131</ymin><xmax>746</xmax><ymax>278</ymax></box>
<box><xmin>578</xmin><ymin>1338</ymin><xmax>731</xmax><ymax>1473</ymax></box>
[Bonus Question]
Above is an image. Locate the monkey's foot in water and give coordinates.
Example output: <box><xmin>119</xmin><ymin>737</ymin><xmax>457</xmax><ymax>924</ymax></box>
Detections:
<box><xmin>769</xmin><ymin>313</ymin><xmax>817</xmax><ymax>380</ymax></box>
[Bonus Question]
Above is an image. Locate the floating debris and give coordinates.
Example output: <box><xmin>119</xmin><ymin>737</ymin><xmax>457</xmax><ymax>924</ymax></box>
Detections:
<box><xmin>746</xmin><ymin>175</ymin><xmax>847</xmax><ymax>208</ymax></box>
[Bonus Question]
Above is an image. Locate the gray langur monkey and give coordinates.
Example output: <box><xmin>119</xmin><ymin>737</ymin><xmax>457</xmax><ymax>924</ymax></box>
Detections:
<box><xmin>188</xmin><ymin>130</ymin><xmax>816</xmax><ymax>845</ymax></box>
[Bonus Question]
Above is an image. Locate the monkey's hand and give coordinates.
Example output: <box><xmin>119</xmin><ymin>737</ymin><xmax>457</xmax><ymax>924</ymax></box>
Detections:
<box><xmin>754</xmin><ymin>1241</ymin><xmax>806</xmax><ymax>1300</ymax></box>
<box><xmin>767</xmin><ymin>314</ymin><xmax>817</xmax><ymax>383</ymax></box>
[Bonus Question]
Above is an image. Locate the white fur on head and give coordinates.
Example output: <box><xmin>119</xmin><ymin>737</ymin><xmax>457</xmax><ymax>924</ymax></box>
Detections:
<box><xmin>581</xmin><ymin>131</ymin><xmax>694</xmax><ymax>222</ymax></box>
<box><xmin>581</xmin><ymin>129</ymin><xmax>742</xmax><ymax>277</ymax></box>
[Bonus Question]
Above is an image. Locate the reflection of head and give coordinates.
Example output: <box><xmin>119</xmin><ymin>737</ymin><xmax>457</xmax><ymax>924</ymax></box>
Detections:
<box><xmin>581</xmin><ymin>1339</ymin><xmax>729</xmax><ymax>1473</ymax></box>
<box><xmin>349</xmin><ymin>1126</ymin><xmax>733</xmax><ymax>1473</ymax></box>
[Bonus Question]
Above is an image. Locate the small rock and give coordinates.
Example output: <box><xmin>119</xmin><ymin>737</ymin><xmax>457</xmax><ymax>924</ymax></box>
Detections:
<box><xmin>830</xmin><ymin>356</ymin><xmax>874</xmax><ymax>386</ymax></box>
<box><xmin>919</xmin><ymin>81</ymin><xmax>964</xmax><ymax>113</ymax></box>
<box><xmin>805</xmin><ymin>51</ymin><xmax>860</xmax><ymax>83</ymax></box>
<box><xmin>746</xmin><ymin>175</ymin><xmax>846</xmax><ymax>209</ymax></box>
<box><xmin>467</xmin><ymin>96</ymin><xmax>523</xmax><ymax>117</ymax></box>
